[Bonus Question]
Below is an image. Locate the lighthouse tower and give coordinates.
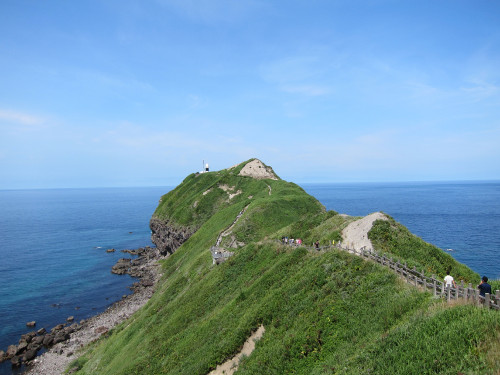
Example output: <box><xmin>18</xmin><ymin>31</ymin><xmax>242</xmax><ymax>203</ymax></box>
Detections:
<box><xmin>201</xmin><ymin>160</ymin><xmax>210</xmax><ymax>173</ymax></box>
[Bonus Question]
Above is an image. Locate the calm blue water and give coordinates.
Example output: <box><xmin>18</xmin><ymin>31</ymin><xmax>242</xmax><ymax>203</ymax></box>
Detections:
<box><xmin>301</xmin><ymin>181</ymin><xmax>500</xmax><ymax>280</ymax></box>
<box><xmin>0</xmin><ymin>182</ymin><xmax>498</xmax><ymax>374</ymax></box>
<box><xmin>0</xmin><ymin>187</ymin><xmax>171</xmax><ymax>374</ymax></box>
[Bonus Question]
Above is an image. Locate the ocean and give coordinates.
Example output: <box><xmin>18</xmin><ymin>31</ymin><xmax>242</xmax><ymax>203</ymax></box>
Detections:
<box><xmin>0</xmin><ymin>182</ymin><xmax>499</xmax><ymax>374</ymax></box>
<box><xmin>0</xmin><ymin>187</ymin><xmax>171</xmax><ymax>375</ymax></box>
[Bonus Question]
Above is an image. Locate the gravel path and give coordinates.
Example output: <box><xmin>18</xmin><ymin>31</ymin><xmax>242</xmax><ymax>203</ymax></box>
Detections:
<box><xmin>341</xmin><ymin>212</ymin><xmax>388</xmax><ymax>252</ymax></box>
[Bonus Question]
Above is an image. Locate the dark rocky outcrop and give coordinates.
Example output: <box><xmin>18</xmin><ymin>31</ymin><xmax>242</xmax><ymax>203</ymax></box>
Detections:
<box><xmin>22</xmin><ymin>348</ymin><xmax>37</xmax><ymax>362</ymax></box>
<box><xmin>111</xmin><ymin>258</ymin><xmax>132</xmax><ymax>275</ymax></box>
<box><xmin>150</xmin><ymin>217</ymin><xmax>194</xmax><ymax>256</ymax></box>
<box><xmin>5</xmin><ymin>345</ymin><xmax>17</xmax><ymax>359</ymax></box>
<box><xmin>0</xmin><ymin>321</ymin><xmax>80</xmax><ymax>367</ymax></box>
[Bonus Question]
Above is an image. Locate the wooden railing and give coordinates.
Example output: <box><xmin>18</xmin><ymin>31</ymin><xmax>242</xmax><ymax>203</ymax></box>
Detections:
<box><xmin>279</xmin><ymin>240</ymin><xmax>499</xmax><ymax>310</ymax></box>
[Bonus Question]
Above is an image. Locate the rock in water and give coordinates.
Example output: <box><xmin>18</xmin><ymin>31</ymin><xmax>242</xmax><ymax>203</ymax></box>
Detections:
<box><xmin>111</xmin><ymin>258</ymin><xmax>132</xmax><ymax>275</ymax></box>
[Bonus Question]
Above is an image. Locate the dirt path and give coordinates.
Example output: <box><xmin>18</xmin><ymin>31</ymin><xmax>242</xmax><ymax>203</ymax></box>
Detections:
<box><xmin>341</xmin><ymin>212</ymin><xmax>388</xmax><ymax>252</ymax></box>
<box><xmin>208</xmin><ymin>325</ymin><xmax>265</xmax><ymax>375</ymax></box>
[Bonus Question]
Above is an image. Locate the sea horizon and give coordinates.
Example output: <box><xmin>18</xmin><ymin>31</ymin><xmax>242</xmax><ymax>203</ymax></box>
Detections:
<box><xmin>2</xmin><ymin>178</ymin><xmax>499</xmax><ymax>192</ymax></box>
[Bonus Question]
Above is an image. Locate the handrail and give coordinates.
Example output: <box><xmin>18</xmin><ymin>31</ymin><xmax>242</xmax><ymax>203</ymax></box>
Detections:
<box><xmin>278</xmin><ymin>240</ymin><xmax>499</xmax><ymax>310</ymax></box>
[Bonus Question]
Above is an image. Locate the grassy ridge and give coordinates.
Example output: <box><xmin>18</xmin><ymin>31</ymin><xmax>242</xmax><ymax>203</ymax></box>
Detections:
<box><xmin>369</xmin><ymin>217</ymin><xmax>479</xmax><ymax>283</ymax></box>
<box><xmin>70</xmin><ymin>161</ymin><xmax>499</xmax><ymax>374</ymax></box>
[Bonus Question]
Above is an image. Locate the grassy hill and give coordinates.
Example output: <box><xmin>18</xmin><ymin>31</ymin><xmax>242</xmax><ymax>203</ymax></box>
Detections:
<box><xmin>70</xmin><ymin>159</ymin><xmax>499</xmax><ymax>375</ymax></box>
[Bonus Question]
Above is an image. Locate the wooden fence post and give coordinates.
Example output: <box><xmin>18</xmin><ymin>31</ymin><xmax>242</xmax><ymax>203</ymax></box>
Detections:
<box><xmin>485</xmin><ymin>293</ymin><xmax>491</xmax><ymax>308</ymax></box>
<box><xmin>433</xmin><ymin>279</ymin><xmax>437</xmax><ymax>296</ymax></box>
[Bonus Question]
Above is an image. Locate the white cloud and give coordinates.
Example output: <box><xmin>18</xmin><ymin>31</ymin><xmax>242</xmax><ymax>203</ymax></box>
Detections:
<box><xmin>0</xmin><ymin>109</ymin><xmax>45</xmax><ymax>126</ymax></box>
<box><xmin>459</xmin><ymin>80</ymin><xmax>500</xmax><ymax>103</ymax></box>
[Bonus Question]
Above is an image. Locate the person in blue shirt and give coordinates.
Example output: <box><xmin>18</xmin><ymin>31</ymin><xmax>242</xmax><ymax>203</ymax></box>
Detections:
<box><xmin>477</xmin><ymin>276</ymin><xmax>492</xmax><ymax>297</ymax></box>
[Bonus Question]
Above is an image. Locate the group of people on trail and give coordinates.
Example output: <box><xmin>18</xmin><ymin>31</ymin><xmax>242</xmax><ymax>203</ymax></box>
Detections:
<box><xmin>444</xmin><ymin>269</ymin><xmax>492</xmax><ymax>297</ymax></box>
<box><xmin>281</xmin><ymin>237</ymin><xmax>302</xmax><ymax>245</ymax></box>
<box><xmin>280</xmin><ymin>237</ymin><xmax>323</xmax><ymax>250</ymax></box>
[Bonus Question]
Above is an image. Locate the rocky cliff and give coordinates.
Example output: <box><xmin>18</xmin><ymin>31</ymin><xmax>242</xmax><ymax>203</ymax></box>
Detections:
<box><xmin>149</xmin><ymin>217</ymin><xmax>194</xmax><ymax>256</ymax></box>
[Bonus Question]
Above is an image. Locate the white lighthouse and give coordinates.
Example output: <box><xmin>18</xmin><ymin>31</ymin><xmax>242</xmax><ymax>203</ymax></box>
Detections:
<box><xmin>201</xmin><ymin>161</ymin><xmax>210</xmax><ymax>173</ymax></box>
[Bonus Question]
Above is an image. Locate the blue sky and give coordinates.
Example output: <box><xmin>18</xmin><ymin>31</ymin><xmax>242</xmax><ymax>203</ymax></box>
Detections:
<box><xmin>1</xmin><ymin>0</ymin><xmax>499</xmax><ymax>188</ymax></box>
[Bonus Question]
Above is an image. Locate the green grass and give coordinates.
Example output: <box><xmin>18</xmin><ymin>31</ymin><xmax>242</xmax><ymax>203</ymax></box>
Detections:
<box><xmin>369</xmin><ymin>217</ymin><xmax>479</xmax><ymax>283</ymax></box>
<box><xmin>68</xmin><ymin>160</ymin><xmax>499</xmax><ymax>375</ymax></box>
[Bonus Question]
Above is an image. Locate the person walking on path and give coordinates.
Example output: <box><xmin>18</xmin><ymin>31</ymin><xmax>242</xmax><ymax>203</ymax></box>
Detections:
<box><xmin>444</xmin><ymin>269</ymin><xmax>456</xmax><ymax>289</ymax></box>
<box><xmin>478</xmin><ymin>276</ymin><xmax>492</xmax><ymax>297</ymax></box>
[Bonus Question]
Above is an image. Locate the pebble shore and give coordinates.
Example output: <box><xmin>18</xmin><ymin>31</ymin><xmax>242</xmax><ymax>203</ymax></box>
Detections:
<box><xmin>23</xmin><ymin>248</ymin><xmax>164</xmax><ymax>375</ymax></box>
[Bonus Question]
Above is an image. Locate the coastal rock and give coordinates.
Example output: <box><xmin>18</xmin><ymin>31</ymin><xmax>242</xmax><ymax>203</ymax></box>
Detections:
<box><xmin>16</xmin><ymin>341</ymin><xmax>28</xmax><ymax>354</ymax></box>
<box><xmin>37</xmin><ymin>327</ymin><xmax>46</xmax><ymax>335</ymax></box>
<box><xmin>26</xmin><ymin>321</ymin><xmax>36</xmax><ymax>327</ymax></box>
<box><xmin>129</xmin><ymin>267</ymin><xmax>143</xmax><ymax>278</ymax></box>
<box><xmin>111</xmin><ymin>258</ymin><xmax>132</xmax><ymax>275</ymax></box>
<box><xmin>0</xmin><ymin>350</ymin><xmax>4</xmax><ymax>363</ymax></box>
<box><xmin>67</xmin><ymin>316</ymin><xmax>74</xmax><ymax>322</ymax></box>
<box><xmin>53</xmin><ymin>331</ymin><xmax>69</xmax><ymax>345</ymax></box>
<box><xmin>106</xmin><ymin>248</ymin><xmax>116</xmax><ymax>253</ymax></box>
<box><xmin>28</xmin><ymin>336</ymin><xmax>45</xmax><ymax>349</ymax></box>
<box><xmin>150</xmin><ymin>217</ymin><xmax>194</xmax><ymax>256</ymax></box>
<box><xmin>20</xmin><ymin>332</ymin><xmax>36</xmax><ymax>343</ymax></box>
<box><xmin>28</xmin><ymin>341</ymin><xmax>42</xmax><ymax>352</ymax></box>
<box><xmin>42</xmin><ymin>334</ymin><xmax>54</xmax><ymax>346</ymax></box>
<box><xmin>22</xmin><ymin>348</ymin><xmax>38</xmax><ymax>362</ymax></box>
<box><xmin>51</xmin><ymin>324</ymin><xmax>65</xmax><ymax>333</ymax></box>
<box><xmin>31</xmin><ymin>335</ymin><xmax>45</xmax><ymax>346</ymax></box>
<box><xmin>131</xmin><ymin>256</ymin><xmax>147</xmax><ymax>266</ymax></box>
<box><xmin>10</xmin><ymin>355</ymin><xmax>21</xmax><ymax>367</ymax></box>
<box><xmin>141</xmin><ymin>279</ymin><xmax>154</xmax><ymax>287</ymax></box>
<box><xmin>94</xmin><ymin>326</ymin><xmax>108</xmax><ymax>335</ymax></box>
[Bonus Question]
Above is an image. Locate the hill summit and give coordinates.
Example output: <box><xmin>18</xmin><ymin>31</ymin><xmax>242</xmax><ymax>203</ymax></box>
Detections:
<box><xmin>234</xmin><ymin>158</ymin><xmax>279</xmax><ymax>180</ymax></box>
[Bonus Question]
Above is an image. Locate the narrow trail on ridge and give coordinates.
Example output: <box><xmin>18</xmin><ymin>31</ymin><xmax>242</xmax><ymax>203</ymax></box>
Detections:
<box><xmin>341</xmin><ymin>212</ymin><xmax>388</xmax><ymax>252</ymax></box>
<box><xmin>215</xmin><ymin>205</ymin><xmax>249</xmax><ymax>247</ymax></box>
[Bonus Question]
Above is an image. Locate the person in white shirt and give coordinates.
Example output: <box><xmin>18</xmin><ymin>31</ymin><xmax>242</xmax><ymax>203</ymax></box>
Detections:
<box><xmin>444</xmin><ymin>269</ymin><xmax>457</xmax><ymax>288</ymax></box>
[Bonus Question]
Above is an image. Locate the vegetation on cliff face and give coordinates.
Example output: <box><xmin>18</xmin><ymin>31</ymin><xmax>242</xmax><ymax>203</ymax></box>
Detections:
<box><xmin>71</xmin><ymin>159</ymin><xmax>499</xmax><ymax>374</ymax></box>
<box><xmin>369</xmin><ymin>217</ymin><xmax>479</xmax><ymax>283</ymax></box>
